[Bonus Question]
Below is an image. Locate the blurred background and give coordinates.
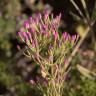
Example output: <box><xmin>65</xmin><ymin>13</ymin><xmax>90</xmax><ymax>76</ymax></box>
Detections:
<box><xmin>0</xmin><ymin>0</ymin><xmax>96</xmax><ymax>96</ymax></box>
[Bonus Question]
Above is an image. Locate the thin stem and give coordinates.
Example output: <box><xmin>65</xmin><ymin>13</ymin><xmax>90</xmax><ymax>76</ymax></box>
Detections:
<box><xmin>66</xmin><ymin>21</ymin><xmax>95</xmax><ymax>68</ymax></box>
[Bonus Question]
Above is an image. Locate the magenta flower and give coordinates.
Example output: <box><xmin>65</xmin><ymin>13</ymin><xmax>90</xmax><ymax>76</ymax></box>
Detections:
<box><xmin>24</xmin><ymin>20</ymin><xmax>30</xmax><ymax>29</ymax></box>
<box><xmin>53</xmin><ymin>31</ymin><xmax>59</xmax><ymax>41</ymax></box>
<box><xmin>18</xmin><ymin>12</ymin><xmax>79</xmax><ymax>96</ymax></box>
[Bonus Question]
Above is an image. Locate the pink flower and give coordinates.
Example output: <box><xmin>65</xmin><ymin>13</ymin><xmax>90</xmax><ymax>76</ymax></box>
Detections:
<box><xmin>53</xmin><ymin>31</ymin><xmax>58</xmax><ymax>41</ymax></box>
<box><xmin>24</xmin><ymin>20</ymin><xmax>30</xmax><ymax>29</ymax></box>
<box><xmin>26</xmin><ymin>32</ymin><xmax>32</xmax><ymax>43</ymax></box>
<box><xmin>44</xmin><ymin>10</ymin><xmax>50</xmax><ymax>20</ymax></box>
<box><xmin>18</xmin><ymin>31</ymin><xmax>28</xmax><ymax>42</ymax></box>
<box><xmin>30</xmin><ymin>79</ymin><xmax>35</xmax><ymax>85</ymax></box>
<box><xmin>71</xmin><ymin>35</ymin><xmax>76</xmax><ymax>42</ymax></box>
<box><xmin>62</xmin><ymin>32</ymin><xmax>70</xmax><ymax>41</ymax></box>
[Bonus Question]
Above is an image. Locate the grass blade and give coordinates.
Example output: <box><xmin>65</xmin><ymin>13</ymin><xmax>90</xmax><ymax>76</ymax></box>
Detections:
<box><xmin>70</xmin><ymin>11</ymin><xmax>82</xmax><ymax>21</ymax></box>
<box><xmin>70</xmin><ymin>0</ymin><xmax>85</xmax><ymax>18</ymax></box>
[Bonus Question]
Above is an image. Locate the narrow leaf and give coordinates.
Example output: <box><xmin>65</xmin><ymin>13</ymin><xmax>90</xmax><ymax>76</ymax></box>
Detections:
<box><xmin>70</xmin><ymin>11</ymin><xmax>81</xmax><ymax>21</ymax></box>
<box><xmin>77</xmin><ymin>64</ymin><xmax>92</xmax><ymax>79</ymax></box>
<box><xmin>80</xmin><ymin>0</ymin><xmax>87</xmax><ymax>9</ymax></box>
<box><xmin>70</xmin><ymin>0</ymin><xmax>85</xmax><ymax>18</ymax></box>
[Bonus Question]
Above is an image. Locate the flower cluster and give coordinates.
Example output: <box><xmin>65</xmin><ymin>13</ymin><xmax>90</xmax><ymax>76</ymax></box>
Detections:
<box><xmin>18</xmin><ymin>11</ymin><xmax>78</xmax><ymax>96</ymax></box>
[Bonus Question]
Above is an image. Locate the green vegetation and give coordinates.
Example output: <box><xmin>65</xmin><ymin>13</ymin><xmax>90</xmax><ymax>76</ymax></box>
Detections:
<box><xmin>0</xmin><ymin>0</ymin><xmax>96</xmax><ymax>96</ymax></box>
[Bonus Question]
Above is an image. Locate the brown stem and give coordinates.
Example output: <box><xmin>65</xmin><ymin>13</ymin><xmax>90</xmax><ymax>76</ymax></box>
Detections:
<box><xmin>66</xmin><ymin>21</ymin><xmax>95</xmax><ymax>68</ymax></box>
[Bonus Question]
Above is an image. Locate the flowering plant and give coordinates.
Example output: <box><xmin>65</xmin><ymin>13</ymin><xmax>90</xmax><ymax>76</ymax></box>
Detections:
<box><xmin>18</xmin><ymin>11</ymin><xmax>78</xmax><ymax>96</ymax></box>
